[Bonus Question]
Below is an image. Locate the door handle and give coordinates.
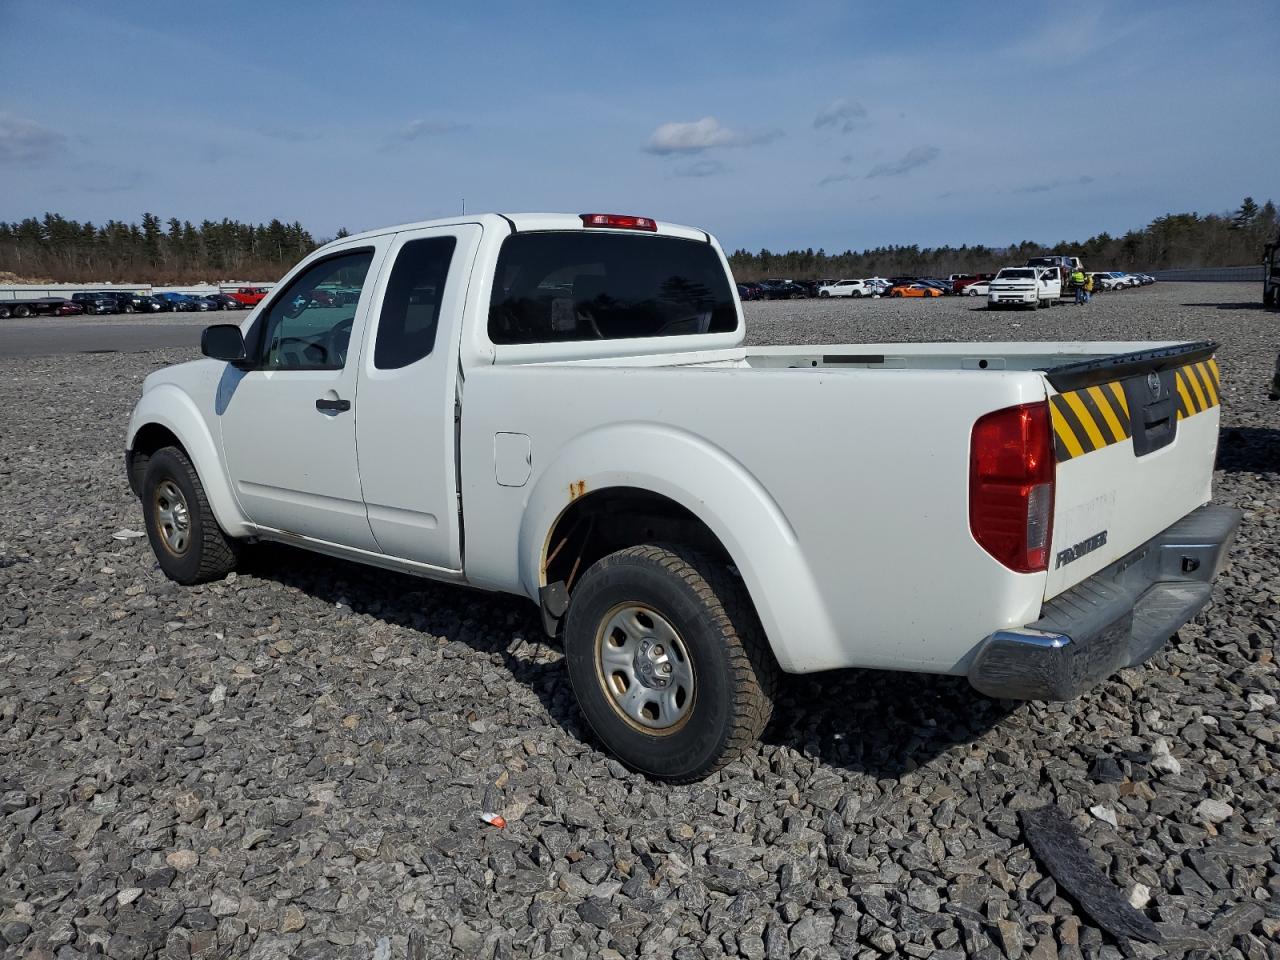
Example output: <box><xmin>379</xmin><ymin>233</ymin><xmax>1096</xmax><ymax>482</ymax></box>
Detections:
<box><xmin>315</xmin><ymin>397</ymin><xmax>351</xmax><ymax>413</ymax></box>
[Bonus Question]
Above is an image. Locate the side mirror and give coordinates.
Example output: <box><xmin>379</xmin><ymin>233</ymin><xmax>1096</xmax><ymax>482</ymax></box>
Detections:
<box><xmin>201</xmin><ymin>324</ymin><xmax>248</xmax><ymax>363</ymax></box>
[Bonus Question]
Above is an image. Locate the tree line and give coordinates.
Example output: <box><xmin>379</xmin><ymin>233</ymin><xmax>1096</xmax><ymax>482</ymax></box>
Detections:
<box><xmin>728</xmin><ymin>197</ymin><xmax>1279</xmax><ymax>281</ymax></box>
<box><xmin>0</xmin><ymin>213</ymin><xmax>328</xmax><ymax>284</ymax></box>
<box><xmin>0</xmin><ymin>198</ymin><xmax>1275</xmax><ymax>284</ymax></box>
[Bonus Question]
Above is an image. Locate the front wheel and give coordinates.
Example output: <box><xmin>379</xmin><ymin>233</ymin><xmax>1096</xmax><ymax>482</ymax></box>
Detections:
<box><xmin>563</xmin><ymin>544</ymin><xmax>777</xmax><ymax>782</ymax></box>
<box><xmin>142</xmin><ymin>446</ymin><xmax>239</xmax><ymax>584</ymax></box>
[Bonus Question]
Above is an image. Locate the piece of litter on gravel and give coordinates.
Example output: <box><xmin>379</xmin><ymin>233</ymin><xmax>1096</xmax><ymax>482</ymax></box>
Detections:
<box><xmin>1090</xmin><ymin>804</ymin><xmax>1119</xmax><ymax>828</ymax></box>
<box><xmin>480</xmin><ymin>812</ymin><xmax>506</xmax><ymax>829</ymax></box>
<box><xmin>1019</xmin><ymin>805</ymin><xmax>1162</xmax><ymax>944</ymax></box>
<box><xmin>111</xmin><ymin>529</ymin><xmax>146</xmax><ymax>540</ymax></box>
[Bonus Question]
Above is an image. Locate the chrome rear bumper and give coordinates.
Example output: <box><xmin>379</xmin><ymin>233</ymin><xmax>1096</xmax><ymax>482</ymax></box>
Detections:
<box><xmin>968</xmin><ymin>504</ymin><xmax>1242</xmax><ymax>700</ymax></box>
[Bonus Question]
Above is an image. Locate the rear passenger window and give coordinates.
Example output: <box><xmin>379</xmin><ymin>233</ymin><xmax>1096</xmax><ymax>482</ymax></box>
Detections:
<box><xmin>488</xmin><ymin>232</ymin><xmax>737</xmax><ymax>344</ymax></box>
<box><xmin>374</xmin><ymin>236</ymin><xmax>457</xmax><ymax>369</ymax></box>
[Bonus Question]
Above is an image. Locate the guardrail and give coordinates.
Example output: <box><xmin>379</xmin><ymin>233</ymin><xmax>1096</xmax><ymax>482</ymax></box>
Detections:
<box><xmin>0</xmin><ymin>282</ymin><xmax>275</xmax><ymax>301</ymax></box>
<box><xmin>1146</xmin><ymin>266</ymin><xmax>1264</xmax><ymax>282</ymax></box>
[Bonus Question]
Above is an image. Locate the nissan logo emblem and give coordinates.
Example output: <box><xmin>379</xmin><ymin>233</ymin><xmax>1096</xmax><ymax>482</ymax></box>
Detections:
<box><xmin>1147</xmin><ymin>371</ymin><xmax>1162</xmax><ymax>398</ymax></box>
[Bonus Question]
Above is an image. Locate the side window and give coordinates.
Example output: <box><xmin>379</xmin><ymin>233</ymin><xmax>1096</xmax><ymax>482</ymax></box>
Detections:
<box><xmin>254</xmin><ymin>249</ymin><xmax>374</xmax><ymax>371</ymax></box>
<box><xmin>374</xmin><ymin>236</ymin><xmax>457</xmax><ymax>370</ymax></box>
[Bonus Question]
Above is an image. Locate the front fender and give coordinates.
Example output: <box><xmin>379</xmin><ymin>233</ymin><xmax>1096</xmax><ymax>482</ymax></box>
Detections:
<box><xmin>126</xmin><ymin>384</ymin><xmax>250</xmax><ymax>537</ymax></box>
<box><xmin>517</xmin><ymin>422</ymin><xmax>840</xmax><ymax>673</ymax></box>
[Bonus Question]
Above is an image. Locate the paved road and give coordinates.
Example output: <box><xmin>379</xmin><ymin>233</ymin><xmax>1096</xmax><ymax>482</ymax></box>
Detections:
<box><xmin>0</xmin><ymin>317</ymin><xmax>206</xmax><ymax>358</ymax></box>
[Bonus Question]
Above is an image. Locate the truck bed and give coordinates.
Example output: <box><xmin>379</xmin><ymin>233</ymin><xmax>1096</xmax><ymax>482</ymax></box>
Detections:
<box><xmin>465</xmin><ymin>339</ymin><xmax>1221</xmax><ymax>675</ymax></box>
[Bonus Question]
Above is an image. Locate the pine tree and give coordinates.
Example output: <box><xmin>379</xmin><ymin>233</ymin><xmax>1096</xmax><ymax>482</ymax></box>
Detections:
<box><xmin>1232</xmin><ymin>197</ymin><xmax>1259</xmax><ymax>229</ymax></box>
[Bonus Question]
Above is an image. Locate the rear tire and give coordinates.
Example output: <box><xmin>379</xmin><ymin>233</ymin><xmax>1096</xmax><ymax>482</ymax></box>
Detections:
<box><xmin>14</xmin><ymin>305</ymin><xmax>31</xmax><ymax>318</ymax></box>
<box><xmin>142</xmin><ymin>446</ymin><xmax>239</xmax><ymax>585</ymax></box>
<box><xmin>563</xmin><ymin>543</ymin><xmax>777</xmax><ymax>782</ymax></box>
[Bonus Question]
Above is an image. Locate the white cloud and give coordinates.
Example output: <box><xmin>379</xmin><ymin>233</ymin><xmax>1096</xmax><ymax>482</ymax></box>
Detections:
<box><xmin>866</xmin><ymin>145</ymin><xmax>941</xmax><ymax>178</ymax></box>
<box><xmin>644</xmin><ymin>117</ymin><xmax>779</xmax><ymax>155</ymax></box>
<box><xmin>0</xmin><ymin>113</ymin><xmax>68</xmax><ymax>166</ymax></box>
<box><xmin>814</xmin><ymin>98</ymin><xmax>867</xmax><ymax>133</ymax></box>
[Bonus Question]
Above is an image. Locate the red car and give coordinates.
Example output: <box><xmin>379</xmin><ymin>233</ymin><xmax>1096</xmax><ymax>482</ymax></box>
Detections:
<box><xmin>227</xmin><ymin>286</ymin><xmax>270</xmax><ymax>307</ymax></box>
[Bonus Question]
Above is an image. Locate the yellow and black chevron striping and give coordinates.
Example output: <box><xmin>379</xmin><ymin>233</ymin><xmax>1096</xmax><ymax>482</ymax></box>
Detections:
<box><xmin>1049</xmin><ymin>359</ymin><xmax>1220</xmax><ymax>462</ymax></box>
<box><xmin>1172</xmin><ymin>358</ymin><xmax>1220</xmax><ymax>420</ymax></box>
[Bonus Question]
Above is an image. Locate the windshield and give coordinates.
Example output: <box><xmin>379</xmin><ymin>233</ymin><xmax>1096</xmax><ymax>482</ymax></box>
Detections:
<box><xmin>998</xmin><ymin>269</ymin><xmax>1035</xmax><ymax>279</ymax></box>
<box><xmin>489</xmin><ymin>232</ymin><xmax>737</xmax><ymax>345</ymax></box>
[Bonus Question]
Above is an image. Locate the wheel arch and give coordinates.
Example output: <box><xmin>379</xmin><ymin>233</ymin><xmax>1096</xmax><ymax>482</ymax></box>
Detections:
<box><xmin>125</xmin><ymin>384</ymin><xmax>250</xmax><ymax>537</ymax></box>
<box><xmin>517</xmin><ymin>423</ymin><xmax>839</xmax><ymax>673</ymax></box>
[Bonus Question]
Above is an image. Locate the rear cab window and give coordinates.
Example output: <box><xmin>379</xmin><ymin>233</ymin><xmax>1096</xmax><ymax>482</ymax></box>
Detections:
<box><xmin>488</xmin><ymin>232</ymin><xmax>737</xmax><ymax>345</ymax></box>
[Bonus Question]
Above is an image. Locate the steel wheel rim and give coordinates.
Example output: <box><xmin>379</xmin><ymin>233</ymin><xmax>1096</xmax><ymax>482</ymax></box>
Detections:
<box><xmin>595</xmin><ymin>603</ymin><xmax>695</xmax><ymax>734</ymax></box>
<box><xmin>153</xmin><ymin>479</ymin><xmax>191</xmax><ymax>555</ymax></box>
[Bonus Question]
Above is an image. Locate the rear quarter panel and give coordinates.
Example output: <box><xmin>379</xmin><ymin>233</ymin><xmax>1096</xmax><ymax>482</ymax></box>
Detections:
<box><xmin>461</xmin><ymin>364</ymin><xmax>1051</xmax><ymax>674</ymax></box>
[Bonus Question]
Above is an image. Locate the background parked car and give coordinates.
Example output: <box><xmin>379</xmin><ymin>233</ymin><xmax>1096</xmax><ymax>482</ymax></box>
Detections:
<box><xmin>888</xmin><ymin>283</ymin><xmax>943</xmax><ymax>298</ymax></box>
<box><xmin>36</xmin><ymin>298</ymin><xmax>85</xmax><ymax>316</ymax></box>
<box><xmin>227</xmin><ymin>286</ymin><xmax>270</xmax><ymax>307</ymax></box>
<box><xmin>154</xmin><ymin>292</ymin><xmax>199</xmax><ymax>312</ymax></box>
<box><xmin>201</xmin><ymin>293</ymin><xmax>245</xmax><ymax>310</ymax></box>
<box><xmin>757</xmin><ymin>279</ymin><xmax>809</xmax><ymax>300</ymax></box>
<box><xmin>736</xmin><ymin>282</ymin><xmax>761</xmax><ymax>301</ymax></box>
<box><xmin>952</xmin><ymin>273</ymin><xmax>994</xmax><ymax>294</ymax></box>
<box><xmin>71</xmin><ymin>292</ymin><xmax>118</xmax><ymax>315</ymax></box>
<box><xmin>818</xmin><ymin>279</ymin><xmax>874</xmax><ymax>298</ymax></box>
<box><xmin>964</xmin><ymin>278</ymin><xmax>994</xmax><ymax>296</ymax></box>
<box><xmin>129</xmin><ymin>295</ymin><xmax>164</xmax><ymax>312</ymax></box>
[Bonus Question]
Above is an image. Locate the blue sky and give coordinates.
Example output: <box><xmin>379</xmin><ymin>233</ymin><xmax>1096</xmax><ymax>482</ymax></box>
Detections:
<box><xmin>1</xmin><ymin>0</ymin><xmax>1276</xmax><ymax>253</ymax></box>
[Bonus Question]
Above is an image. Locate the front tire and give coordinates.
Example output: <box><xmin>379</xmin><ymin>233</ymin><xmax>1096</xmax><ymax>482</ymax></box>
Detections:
<box><xmin>142</xmin><ymin>446</ymin><xmax>239</xmax><ymax>584</ymax></box>
<box><xmin>563</xmin><ymin>544</ymin><xmax>776</xmax><ymax>782</ymax></box>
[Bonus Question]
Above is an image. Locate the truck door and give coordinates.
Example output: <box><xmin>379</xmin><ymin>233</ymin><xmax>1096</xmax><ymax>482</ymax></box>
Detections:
<box><xmin>354</xmin><ymin>223</ymin><xmax>482</xmax><ymax>569</ymax></box>
<box><xmin>216</xmin><ymin>241</ymin><xmax>388</xmax><ymax>550</ymax></box>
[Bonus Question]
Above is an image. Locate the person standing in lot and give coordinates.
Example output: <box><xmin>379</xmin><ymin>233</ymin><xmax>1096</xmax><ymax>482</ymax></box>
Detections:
<box><xmin>1071</xmin><ymin>268</ymin><xmax>1087</xmax><ymax>304</ymax></box>
<box><xmin>1083</xmin><ymin>272</ymin><xmax>1094</xmax><ymax>303</ymax></box>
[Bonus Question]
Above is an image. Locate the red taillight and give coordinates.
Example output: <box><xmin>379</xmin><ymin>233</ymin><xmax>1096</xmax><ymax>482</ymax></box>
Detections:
<box><xmin>579</xmin><ymin>213</ymin><xmax>658</xmax><ymax>231</ymax></box>
<box><xmin>970</xmin><ymin>402</ymin><xmax>1055</xmax><ymax>573</ymax></box>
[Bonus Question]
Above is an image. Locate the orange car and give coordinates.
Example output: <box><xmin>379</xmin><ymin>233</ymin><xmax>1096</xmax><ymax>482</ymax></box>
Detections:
<box><xmin>887</xmin><ymin>283</ymin><xmax>943</xmax><ymax>298</ymax></box>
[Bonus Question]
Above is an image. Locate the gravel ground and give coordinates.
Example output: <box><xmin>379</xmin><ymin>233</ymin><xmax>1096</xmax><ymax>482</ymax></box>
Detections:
<box><xmin>1</xmin><ymin>282</ymin><xmax>1277</xmax><ymax>960</ymax></box>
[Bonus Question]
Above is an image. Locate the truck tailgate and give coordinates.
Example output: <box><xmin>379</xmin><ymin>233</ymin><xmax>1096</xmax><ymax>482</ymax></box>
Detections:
<box><xmin>1044</xmin><ymin>342</ymin><xmax>1222</xmax><ymax>599</ymax></box>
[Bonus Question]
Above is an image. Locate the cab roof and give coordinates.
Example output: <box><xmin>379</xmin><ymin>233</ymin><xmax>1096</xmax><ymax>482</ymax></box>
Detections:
<box><xmin>327</xmin><ymin>213</ymin><xmax>711</xmax><ymax>247</ymax></box>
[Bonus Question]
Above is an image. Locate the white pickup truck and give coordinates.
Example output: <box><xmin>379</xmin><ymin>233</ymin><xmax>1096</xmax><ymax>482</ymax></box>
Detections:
<box><xmin>988</xmin><ymin>266</ymin><xmax>1062</xmax><ymax>309</ymax></box>
<box><xmin>125</xmin><ymin>212</ymin><xmax>1240</xmax><ymax>781</ymax></box>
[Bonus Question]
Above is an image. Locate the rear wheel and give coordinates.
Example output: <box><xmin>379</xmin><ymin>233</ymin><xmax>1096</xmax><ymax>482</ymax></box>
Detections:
<box><xmin>563</xmin><ymin>544</ymin><xmax>777</xmax><ymax>782</ymax></box>
<box><xmin>14</xmin><ymin>305</ymin><xmax>31</xmax><ymax>318</ymax></box>
<box><xmin>142</xmin><ymin>446</ymin><xmax>239</xmax><ymax>585</ymax></box>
